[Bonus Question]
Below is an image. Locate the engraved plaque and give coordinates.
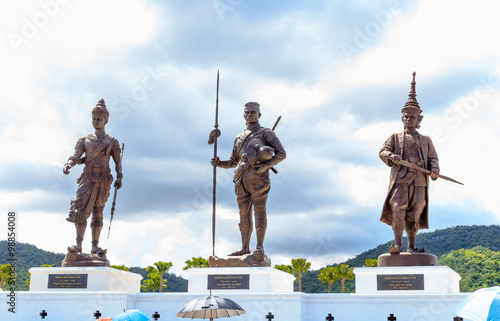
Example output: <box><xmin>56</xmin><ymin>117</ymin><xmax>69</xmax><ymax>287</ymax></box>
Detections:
<box><xmin>207</xmin><ymin>274</ymin><xmax>249</xmax><ymax>290</ymax></box>
<box><xmin>377</xmin><ymin>274</ymin><xmax>424</xmax><ymax>290</ymax></box>
<box><xmin>48</xmin><ymin>274</ymin><xmax>88</xmax><ymax>289</ymax></box>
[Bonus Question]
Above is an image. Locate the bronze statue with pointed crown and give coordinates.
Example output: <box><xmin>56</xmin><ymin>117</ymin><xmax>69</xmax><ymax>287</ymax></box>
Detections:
<box><xmin>62</xmin><ymin>99</ymin><xmax>123</xmax><ymax>266</ymax></box>
<box><xmin>379</xmin><ymin>72</ymin><xmax>440</xmax><ymax>254</ymax></box>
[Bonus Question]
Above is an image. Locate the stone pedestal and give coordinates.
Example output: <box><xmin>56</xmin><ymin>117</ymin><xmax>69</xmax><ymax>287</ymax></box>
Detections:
<box><xmin>378</xmin><ymin>252</ymin><xmax>438</xmax><ymax>267</ymax></box>
<box><xmin>209</xmin><ymin>252</ymin><xmax>271</xmax><ymax>267</ymax></box>
<box><xmin>62</xmin><ymin>251</ymin><xmax>110</xmax><ymax>267</ymax></box>
<box><xmin>29</xmin><ymin>267</ymin><xmax>142</xmax><ymax>292</ymax></box>
<box><xmin>354</xmin><ymin>266</ymin><xmax>460</xmax><ymax>294</ymax></box>
<box><xmin>186</xmin><ymin>267</ymin><xmax>295</xmax><ymax>294</ymax></box>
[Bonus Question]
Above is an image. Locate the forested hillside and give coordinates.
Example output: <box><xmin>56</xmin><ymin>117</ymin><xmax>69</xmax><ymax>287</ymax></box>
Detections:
<box><xmin>0</xmin><ymin>241</ymin><xmax>187</xmax><ymax>291</ymax></box>
<box><xmin>2</xmin><ymin>225</ymin><xmax>499</xmax><ymax>292</ymax></box>
<box><xmin>300</xmin><ymin>225</ymin><xmax>500</xmax><ymax>293</ymax></box>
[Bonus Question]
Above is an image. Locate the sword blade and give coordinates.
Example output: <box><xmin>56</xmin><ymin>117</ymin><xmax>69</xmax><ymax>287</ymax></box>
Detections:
<box><xmin>398</xmin><ymin>159</ymin><xmax>463</xmax><ymax>185</ymax></box>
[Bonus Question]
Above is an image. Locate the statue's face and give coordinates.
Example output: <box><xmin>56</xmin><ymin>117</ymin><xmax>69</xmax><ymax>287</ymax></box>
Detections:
<box><xmin>402</xmin><ymin>110</ymin><xmax>422</xmax><ymax>129</ymax></box>
<box><xmin>92</xmin><ymin>113</ymin><xmax>106</xmax><ymax>130</ymax></box>
<box><xmin>244</xmin><ymin>106</ymin><xmax>260</xmax><ymax>124</ymax></box>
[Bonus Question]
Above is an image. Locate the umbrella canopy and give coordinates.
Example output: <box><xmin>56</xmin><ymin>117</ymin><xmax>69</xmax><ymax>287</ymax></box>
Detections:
<box><xmin>112</xmin><ymin>309</ymin><xmax>151</xmax><ymax>321</ymax></box>
<box><xmin>177</xmin><ymin>295</ymin><xmax>246</xmax><ymax>319</ymax></box>
<box><xmin>98</xmin><ymin>318</ymin><xmax>113</xmax><ymax>321</ymax></box>
<box><xmin>456</xmin><ymin>286</ymin><xmax>500</xmax><ymax>321</ymax></box>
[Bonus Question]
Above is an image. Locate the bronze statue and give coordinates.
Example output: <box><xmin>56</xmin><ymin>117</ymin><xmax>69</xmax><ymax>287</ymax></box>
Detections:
<box><xmin>379</xmin><ymin>72</ymin><xmax>439</xmax><ymax>254</ymax></box>
<box><xmin>63</xmin><ymin>99</ymin><xmax>123</xmax><ymax>257</ymax></box>
<box><xmin>211</xmin><ymin>102</ymin><xmax>286</xmax><ymax>256</ymax></box>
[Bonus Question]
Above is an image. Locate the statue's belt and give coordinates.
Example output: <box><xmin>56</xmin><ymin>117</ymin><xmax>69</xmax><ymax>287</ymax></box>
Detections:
<box><xmin>84</xmin><ymin>165</ymin><xmax>111</xmax><ymax>183</ymax></box>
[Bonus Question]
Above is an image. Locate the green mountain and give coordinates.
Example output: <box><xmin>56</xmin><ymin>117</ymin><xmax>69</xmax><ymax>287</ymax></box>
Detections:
<box><xmin>301</xmin><ymin>225</ymin><xmax>500</xmax><ymax>293</ymax></box>
<box><xmin>3</xmin><ymin>225</ymin><xmax>499</xmax><ymax>292</ymax></box>
<box><xmin>0</xmin><ymin>241</ymin><xmax>65</xmax><ymax>291</ymax></box>
<box><xmin>0</xmin><ymin>241</ymin><xmax>187</xmax><ymax>292</ymax></box>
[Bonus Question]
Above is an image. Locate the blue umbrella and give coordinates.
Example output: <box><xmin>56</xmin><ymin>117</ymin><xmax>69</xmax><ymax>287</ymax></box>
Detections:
<box><xmin>456</xmin><ymin>286</ymin><xmax>500</xmax><ymax>321</ymax></box>
<box><xmin>112</xmin><ymin>309</ymin><xmax>151</xmax><ymax>321</ymax></box>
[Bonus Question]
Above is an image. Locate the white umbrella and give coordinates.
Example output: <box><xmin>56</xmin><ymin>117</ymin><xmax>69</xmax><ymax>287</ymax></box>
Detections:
<box><xmin>456</xmin><ymin>286</ymin><xmax>500</xmax><ymax>321</ymax></box>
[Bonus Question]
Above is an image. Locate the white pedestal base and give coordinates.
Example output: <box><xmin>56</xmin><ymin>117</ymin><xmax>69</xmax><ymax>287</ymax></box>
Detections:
<box><xmin>29</xmin><ymin>267</ymin><xmax>143</xmax><ymax>292</ymax></box>
<box><xmin>186</xmin><ymin>267</ymin><xmax>295</xmax><ymax>293</ymax></box>
<box><xmin>354</xmin><ymin>266</ymin><xmax>460</xmax><ymax>294</ymax></box>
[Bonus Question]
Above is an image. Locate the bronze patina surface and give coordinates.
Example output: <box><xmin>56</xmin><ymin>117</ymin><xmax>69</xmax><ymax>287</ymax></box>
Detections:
<box><xmin>211</xmin><ymin>102</ymin><xmax>286</xmax><ymax>257</ymax></box>
<box><xmin>378</xmin><ymin>252</ymin><xmax>438</xmax><ymax>267</ymax></box>
<box><xmin>379</xmin><ymin>73</ymin><xmax>440</xmax><ymax>255</ymax></box>
<box><xmin>209</xmin><ymin>252</ymin><xmax>271</xmax><ymax>268</ymax></box>
<box><xmin>62</xmin><ymin>99</ymin><xmax>123</xmax><ymax>267</ymax></box>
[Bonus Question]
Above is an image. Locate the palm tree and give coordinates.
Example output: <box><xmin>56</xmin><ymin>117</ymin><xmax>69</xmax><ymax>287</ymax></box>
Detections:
<box><xmin>146</xmin><ymin>261</ymin><xmax>173</xmax><ymax>292</ymax></box>
<box><xmin>334</xmin><ymin>264</ymin><xmax>355</xmax><ymax>293</ymax></box>
<box><xmin>111</xmin><ymin>264</ymin><xmax>130</xmax><ymax>271</ymax></box>
<box><xmin>317</xmin><ymin>266</ymin><xmax>336</xmax><ymax>293</ymax></box>
<box><xmin>274</xmin><ymin>264</ymin><xmax>292</xmax><ymax>274</ymax></box>
<box><xmin>141</xmin><ymin>273</ymin><xmax>164</xmax><ymax>292</ymax></box>
<box><xmin>291</xmin><ymin>258</ymin><xmax>311</xmax><ymax>292</ymax></box>
<box><xmin>183</xmin><ymin>257</ymin><xmax>209</xmax><ymax>270</ymax></box>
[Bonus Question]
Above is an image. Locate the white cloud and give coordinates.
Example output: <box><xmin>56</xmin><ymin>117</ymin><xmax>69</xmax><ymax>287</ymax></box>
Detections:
<box><xmin>1</xmin><ymin>0</ymin><xmax>500</xmax><ymax>278</ymax></box>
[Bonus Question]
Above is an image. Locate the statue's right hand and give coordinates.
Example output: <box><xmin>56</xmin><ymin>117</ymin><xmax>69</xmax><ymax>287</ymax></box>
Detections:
<box><xmin>211</xmin><ymin>157</ymin><xmax>221</xmax><ymax>167</ymax></box>
<box><xmin>63</xmin><ymin>164</ymin><xmax>71</xmax><ymax>175</ymax></box>
<box><xmin>390</xmin><ymin>155</ymin><xmax>401</xmax><ymax>165</ymax></box>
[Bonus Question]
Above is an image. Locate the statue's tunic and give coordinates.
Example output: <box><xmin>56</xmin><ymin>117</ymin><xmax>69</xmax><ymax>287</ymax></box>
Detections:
<box><xmin>379</xmin><ymin>131</ymin><xmax>439</xmax><ymax>231</ymax></box>
<box><xmin>220</xmin><ymin>123</ymin><xmax>286</xmax><ymax>231</ymax></box>
<box><xmin>66</xmin><ymin>134</ymin><xmax>121</xmax><ymax>226</ymax></box>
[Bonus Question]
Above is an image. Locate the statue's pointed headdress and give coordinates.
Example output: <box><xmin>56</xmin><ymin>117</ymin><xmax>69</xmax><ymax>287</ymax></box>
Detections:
<box><xmin>401</xmin><ymin>72</ymin><xmax>422</xmax><ymax>114</ymax></box>
<box><xmin>92</xmin><ymin>98</ymin><xmax>109</xmax><ymax>121</ymax></box>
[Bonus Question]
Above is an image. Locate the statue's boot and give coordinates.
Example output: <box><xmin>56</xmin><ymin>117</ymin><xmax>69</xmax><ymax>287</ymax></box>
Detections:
<box><xmin>228</xmin><ymin>229</ymin><xmax>251</xmax><ymax>256</ymax></box>
<box><xmin>253</xmin><ymin>227</ymin><xmax>265</xmax><ymax>254</ymax></box>
<box><xmin>91</xmin><ymin>226</ymin><xmax>107</xmax><ymax>255</ymax></box>
<box><xmin>407</xmin><ymin>230</ymin><xmax>425</xmax><ymax>252</ymax></box>
<box><xmin>68</xmin><ymin>225</ymin><xmax>85</xmax><ymax>253</ymax></box>
<box><xmin>389</xmin><ymin>227</ymin><xmax>404</xmax><ymax>254</ymax></box>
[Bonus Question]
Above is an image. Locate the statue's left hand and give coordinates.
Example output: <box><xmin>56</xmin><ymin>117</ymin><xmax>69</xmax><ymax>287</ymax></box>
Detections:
<box><xmin>253</xmin><ymin>162</ymin><xmax>272</xmax><ymax>174</ymax></box>
<box><xmin>208</xmin><ymin>128</ymin><xmax>221</xmax><ymax>145</ymax></box>
<box><xmin>430</xmin><ymin>168</ymin><xmax>439</xmax><ymax>180</ymax></box>
<box><xmin>114</xmin><ymin>177</ymin><xmax>123</xmax><ymax>189</ymax></box>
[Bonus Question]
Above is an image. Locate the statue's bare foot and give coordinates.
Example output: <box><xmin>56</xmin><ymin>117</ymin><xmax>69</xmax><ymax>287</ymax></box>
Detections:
<box><xmin>228</xmin><ymin>249</ymin><xmax>250</xmax><ymax>256</ymax></box>
<box><xmin>389</xmin><ymin>244</ymin><xmax>401</xmax><ymax>254</ymax></box>
<box><xmin>253</xmin><ymin>245</ymin><xmax>265</xmax><ymax>255</ymax></box>
<box><xmin>68</xmin><ymin>245</ymin><xmax>82</xmax><ymax>253</ymax></box>
<box><xmin>91</xmin><ymin>245</ymin><xmax>107</xmax><ymax>255</ymax></box>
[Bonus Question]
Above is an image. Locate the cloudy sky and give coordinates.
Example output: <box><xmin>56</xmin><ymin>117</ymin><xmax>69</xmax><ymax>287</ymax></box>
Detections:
<box><xmin>1</xmin><ymin>0</ymin><xmax>500</xmax><ymax>276</ymax></box>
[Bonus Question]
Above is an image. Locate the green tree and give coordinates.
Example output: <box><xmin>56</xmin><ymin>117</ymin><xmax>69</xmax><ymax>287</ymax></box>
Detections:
<box><xmin>141</xmin><ymin>273</ymin><xmax>165</xmax><ymax>292</ymax></box>
<box><xmin>365</xmin><ymin>259</ymin><xmax>378</xmax><ymax>267</ymax></box>
<box><xmin>291</xmin><ymin>258</ymin><xmax>311</xmax><ymax>292</ymax></box>
<box><xmin>111</xmin><ymin>264</ymin><xmax>130</xmax><ymax>271</ymax></box>
<box><xmin>145</xmin><ymin>261</ymin><xmax>173</xmax><ymax>292</ymax></box>
<box><xmin>439</xmin><ymin>246</ymin><xmax>500</xmax><ymax>292</ymax></box>
<box><xmin>0</xmin><ymin>264</ymin><xmax>12</xmax><ymax>290</ymax></box>
<box><xmin>183</xmin><ymin>257</ymin><xmax>209</xmax><ymax>270</ymax></box>
<box><xmin>333</xmin><ymin>264</ymin><xmax>355</xmax><ymax>293</ymax></box>
<box><xmin>317</xmin><ymin>266</ymin><xmax>336</xmax><ymax>293</ymax></box>
<box><xmin>274</xmin><ymin>264</ymin><xmax>292</xmax><ymax>274</ymax></box>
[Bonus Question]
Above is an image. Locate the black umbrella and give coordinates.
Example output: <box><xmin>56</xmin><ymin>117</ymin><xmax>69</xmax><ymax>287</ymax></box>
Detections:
<box><xmin>177</xmin><ymin>295</ymin><xmax>246</xmax><ymax>320</ymax></box>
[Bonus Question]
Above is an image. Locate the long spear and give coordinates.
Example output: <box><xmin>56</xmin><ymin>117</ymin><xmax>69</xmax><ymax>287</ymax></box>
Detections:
<box><xmin>108</xmin><ymin>143</ymin><xmax>125</xmax><ymax>238</ymax></box>
<box><xmin>210</xmin><ymin>71</ymin><xmax>220</xmax><ymax>256</ymax></box>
